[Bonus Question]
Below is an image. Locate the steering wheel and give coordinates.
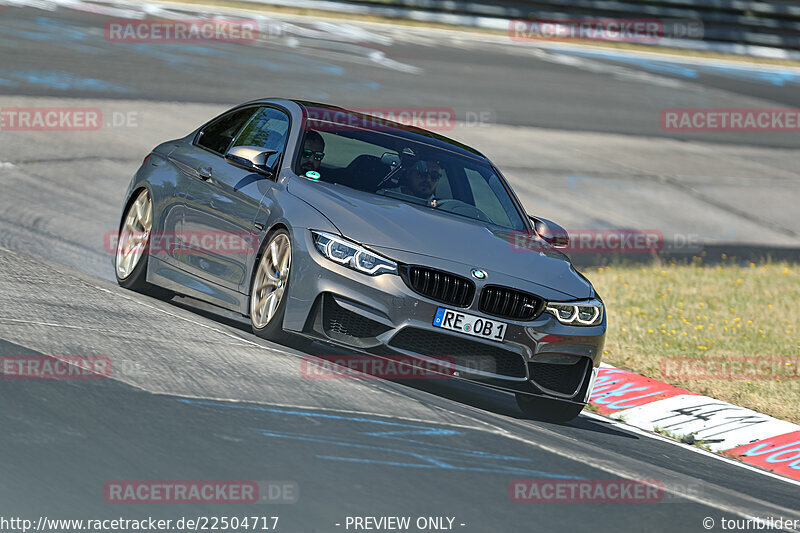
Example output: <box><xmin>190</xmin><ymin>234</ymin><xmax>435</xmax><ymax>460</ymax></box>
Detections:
<box><xmin>435</xmin><ymin>199</ymin><xmax>492</xmax><ymax>223</ymax></box>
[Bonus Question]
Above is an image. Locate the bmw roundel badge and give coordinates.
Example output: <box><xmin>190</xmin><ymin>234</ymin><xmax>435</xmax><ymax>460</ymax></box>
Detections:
<box><xmin>471</xmin><ymin>269</ymin><xmax>487</xmax><ymax>280</ymax></box>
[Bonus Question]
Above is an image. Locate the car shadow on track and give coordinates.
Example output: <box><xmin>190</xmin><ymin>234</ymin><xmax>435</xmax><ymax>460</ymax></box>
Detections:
<box><xmin>166</xmin><ymin>295</ymin><xmax>636</xmax><ymax>439</ymax></box>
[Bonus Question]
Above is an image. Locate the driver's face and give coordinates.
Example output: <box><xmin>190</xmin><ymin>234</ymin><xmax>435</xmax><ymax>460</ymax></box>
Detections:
<box><xmin>299</xmin><ymin>138</ymin><xmax>324</xmax><ymax>173</ymax></box>
<box><xmin>408</xmin><ymin>161</ymin><xmax>441</xmax><ymax>198</ymax></box>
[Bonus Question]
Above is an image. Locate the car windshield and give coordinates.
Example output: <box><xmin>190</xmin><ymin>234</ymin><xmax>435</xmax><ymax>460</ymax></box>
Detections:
<box><xmin>295</xmin><ymin>113</ymin><xmax>528</xmax><ymax>231</ymax></box>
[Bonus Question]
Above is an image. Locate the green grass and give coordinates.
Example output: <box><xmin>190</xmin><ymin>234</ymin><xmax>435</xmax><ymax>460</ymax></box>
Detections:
<box><xmin>653</xmin><ymin>427</ymin><xmax>713</xmax><ymax>451</ymax></box>
<box><xmin>584</xmin><ymin>260</ymin><xmax>800</xmax><ymax>424</ymax></box>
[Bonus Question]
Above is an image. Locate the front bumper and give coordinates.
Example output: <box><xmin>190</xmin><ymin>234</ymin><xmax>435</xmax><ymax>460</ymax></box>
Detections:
<box><xmin>283</xmin><ymin>229</ymin><xmax>606</xmax><ymax>403</ymax></box>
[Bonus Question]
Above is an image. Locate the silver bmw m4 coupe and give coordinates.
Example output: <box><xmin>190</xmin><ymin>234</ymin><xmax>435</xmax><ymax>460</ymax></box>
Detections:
<box><xmin>115</xmin><ymin>98</ymin><xmax>606</xmax><ymax>422</ymax></box>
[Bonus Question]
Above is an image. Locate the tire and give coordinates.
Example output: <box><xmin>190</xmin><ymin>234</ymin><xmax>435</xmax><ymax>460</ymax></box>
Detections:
<box><xmin>249</xmin><ymin>229</ymin><xmax>292</xmax><ymax>341</ymax></box>
<box><xmin>114</xmin><ymin>189</ymin><xmax>173</xmax><ymax>299</ymax></box>
<box><xmin>516</xmin><ymin>394</ymin><xmax>584</xmax><ymax>423</ymax></box>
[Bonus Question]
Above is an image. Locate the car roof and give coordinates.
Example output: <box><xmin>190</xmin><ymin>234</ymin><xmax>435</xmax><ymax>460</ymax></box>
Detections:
<box><xmin>248</xmin><ymin>98</ymin><xmax>489</xmax><ymax>161</ymax></box>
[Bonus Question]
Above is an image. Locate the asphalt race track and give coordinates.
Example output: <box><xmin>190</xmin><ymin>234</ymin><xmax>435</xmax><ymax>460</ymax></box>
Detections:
<box><xmin>0</xmin><ymin>1</ymin><xmax>799</xmax><ymax>532</ymax></box>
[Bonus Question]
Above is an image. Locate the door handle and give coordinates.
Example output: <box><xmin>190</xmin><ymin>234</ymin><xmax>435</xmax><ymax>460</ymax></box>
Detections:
<box><xmin>198</xmin><ymin>166</ymin><xmax>213</xmax><ymax>180</ymax></box>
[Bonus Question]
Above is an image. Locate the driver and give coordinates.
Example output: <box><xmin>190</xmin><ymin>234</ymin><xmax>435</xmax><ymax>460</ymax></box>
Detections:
<box><xmin>297</xmin><ymin>130</ymin><xmax>325</xmax><ymax>175</ymax></box>
<box><xmin>389</xmin><ymin>159</ymin><xmax>442</xmax><ymax>201</ymax></box>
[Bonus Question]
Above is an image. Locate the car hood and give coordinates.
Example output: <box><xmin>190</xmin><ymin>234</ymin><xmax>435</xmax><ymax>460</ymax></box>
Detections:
<box><xmin>288</xmin><ymin>177</ymin><xmax>593</xmax><ymax>299</ymax></box>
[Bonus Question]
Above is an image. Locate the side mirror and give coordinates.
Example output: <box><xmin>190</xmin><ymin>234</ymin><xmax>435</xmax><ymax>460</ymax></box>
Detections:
<box><xmin>529</xmin><ymin>216</ymin><xmax>569</xmax><ymax>248</ymax></box>
<box><xmin>225</xmin><ymin>146</ymin><xmax>278</xmax><ymax>177</ymax></box>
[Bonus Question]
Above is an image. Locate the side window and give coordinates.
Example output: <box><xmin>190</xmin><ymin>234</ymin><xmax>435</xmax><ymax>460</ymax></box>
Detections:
<box><xmin>196</xmin><ymin>107</ymin><xmax>257</xmax><ymax>154</ymax></box>
<box><xmin>230</xmin><ymin>107</ymin><xmax>291</xmax><ymax>168</ymax></box>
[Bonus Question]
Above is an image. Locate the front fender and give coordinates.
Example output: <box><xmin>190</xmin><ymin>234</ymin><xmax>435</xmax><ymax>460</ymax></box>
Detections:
<box><xmin>244</xmin><ymin>173</ymin><xmax>340</xmax><ymax>300</ymax></box>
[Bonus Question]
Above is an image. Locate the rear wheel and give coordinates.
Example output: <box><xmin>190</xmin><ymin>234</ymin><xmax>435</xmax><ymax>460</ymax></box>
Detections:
<box><xmin>250</xmin><ymin>229</ymin><xmax>292</xmax><ymax>341</ymax></box>
<box><xmin>115</xmin><ymin>189</ymin><xmax>172</xmax><ymax>299</ymax></box>
<box><xmin>516</xmin><ymin>394</ymin><xmax>584</xmax><ymax>423</ymax></box>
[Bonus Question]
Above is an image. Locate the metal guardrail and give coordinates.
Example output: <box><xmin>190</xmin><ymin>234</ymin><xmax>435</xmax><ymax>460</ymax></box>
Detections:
<box><xmin>341</xmin><ymin>0</ymin><xmax>800</xmax><ymax>50</ymax></box>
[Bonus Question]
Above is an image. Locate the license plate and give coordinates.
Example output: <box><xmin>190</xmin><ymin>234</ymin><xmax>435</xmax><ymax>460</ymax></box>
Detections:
<box><xmin>432</xmin><ymin>307</ymin><xmax>507</xmax><ymax>342</ymax></box>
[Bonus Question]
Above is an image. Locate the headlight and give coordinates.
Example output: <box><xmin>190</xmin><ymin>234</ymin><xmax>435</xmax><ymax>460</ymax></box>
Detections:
<box><xmin>312</xmin><ymin>231</ymin><xmax>397</xmax><ymax>276</ymax></box>
<box><xmin>545</xmin><ymin>299</ymin><xmax>603</xmax><ymax>326</ymax></box>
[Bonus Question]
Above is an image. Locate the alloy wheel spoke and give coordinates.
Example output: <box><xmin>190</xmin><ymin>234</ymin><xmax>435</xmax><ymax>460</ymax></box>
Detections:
<box><xmin>134</xmin><ymin>197</ymin><xmax>144</xmax><ymax>227</ymax></box>
<box><xmin>255</xmin><ymin>292</ymin><xmax>272</xmax><ymax>314</ymax></box>
<box><xmin>279</xmin><ymin>247</ymin><xmax>290</xmax><ymax>274</ymax></box>
<box><xmin>270</xmin><ymin>241</ymin><xmax>279</xmax><ymax>270</ymax></box>
<box><xmin>251</xmin><ymin>234</ymin><xmax>291</xmax><ymax>329</ymax></box>
<box><xmin>116</xmin><ymin>191</ymin><xmax>152</xmax><ymax>279</ymax></box>
<box><xmin>142</xmin><ymin>199</ymin><xmax>152</xmax><ymax>230</ymax></box>
<box><xmin>256</xmin><ymin>278</ymin><xmax>277</xmax><ymax>294</ymax></box>
<box><xmin>266</xmin><ymin>292</ymin><xmax>278</xmax><ymax>321</ymax></box>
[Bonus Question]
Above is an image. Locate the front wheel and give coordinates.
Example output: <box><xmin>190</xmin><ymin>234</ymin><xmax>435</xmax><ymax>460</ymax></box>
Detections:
<box><xmin>516</xmin><ymin>394</ymin><xmax>584</xmax><ymax>423</ymax></box>
<box><xmin>115</xmin><ymin>189</ymin><xmax>172</xmax><ymax>299</ymax></box>
<box><xmin>250</xmin><ymin>229</ymin><xmax>292</xmax><ymax>341</ymax></box>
